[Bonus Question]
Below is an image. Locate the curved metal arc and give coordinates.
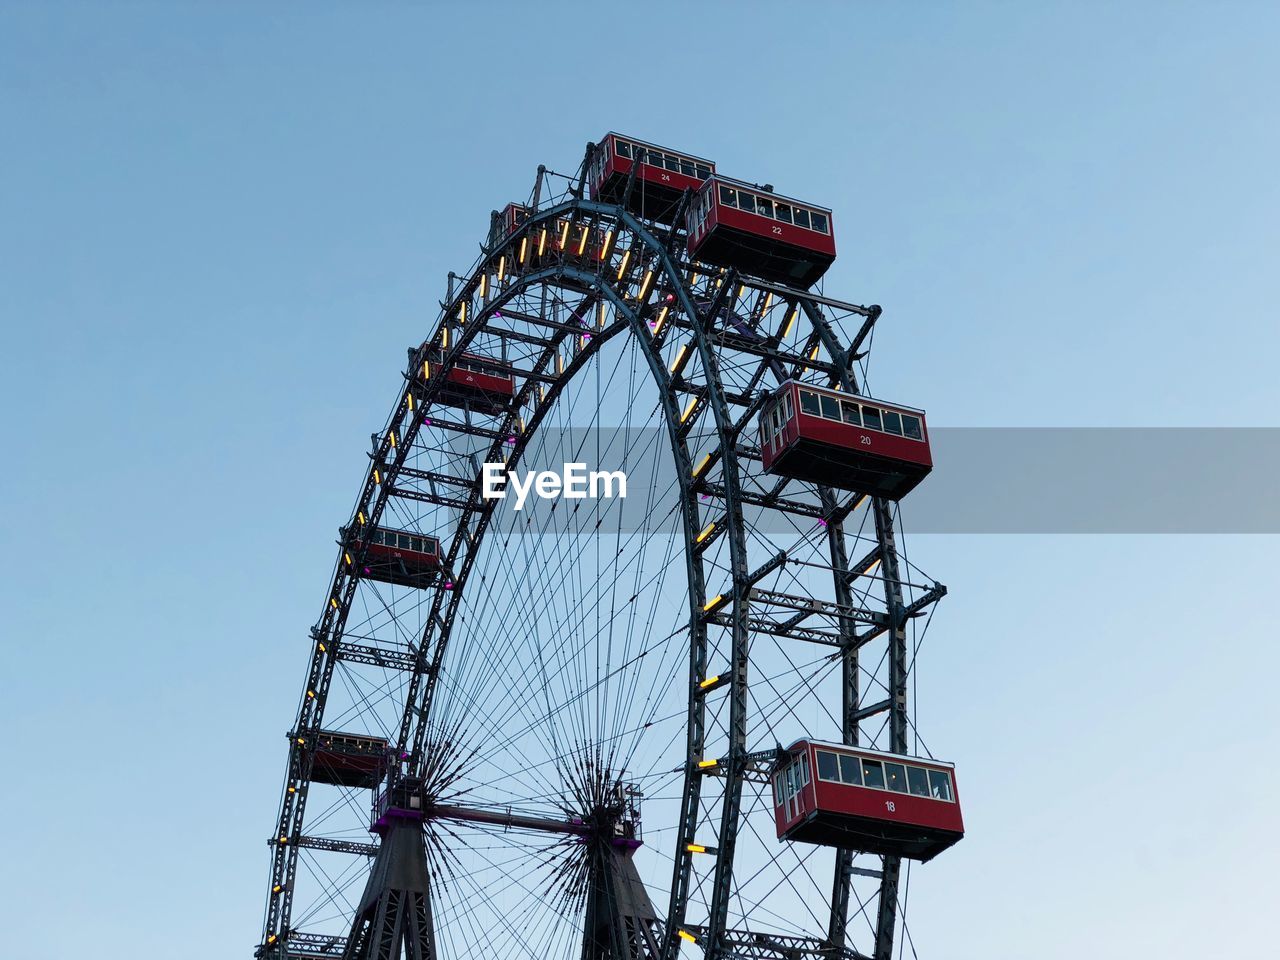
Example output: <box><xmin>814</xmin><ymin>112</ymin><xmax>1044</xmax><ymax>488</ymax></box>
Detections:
<box><xmin>402</xmin><ymin>282</ymin><xmax>619</xmax><ymax>760</ymax></box>
<box><xmin>263</xmin><ymin>230</ymin><xmax>592</xmax><ymax>946</ymax></box>
<box><xmin>401</xmin><ymin>198</ymin><xmax>751</xmax><ymax>958</ymax></box>
<box><xmin>355</xmin><ymin>219</ymin><xmax>713</xmax><ymax>959</ymax></box>
<box><xmin>402</xmin><ymin>264</ymin><xmax>694</xmax><ymax>731</ymax></box>
<box><xmin>393</xmin><ymin>281</ymin><xmax>602</xmax><ymax>759</ymax></box>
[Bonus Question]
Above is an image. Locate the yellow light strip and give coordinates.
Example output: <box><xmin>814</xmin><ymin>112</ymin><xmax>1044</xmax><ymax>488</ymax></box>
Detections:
<box><xmin>701</xmin><ymin>594</ymin><xmax>724</xmax><ymax>613</ymax></box>
<box><xmin>478</xmin><ymin>273</ymin><xmax>488</xmax><ymax>299</ymax></box>
<box><xmin>538</xmin><ymin>227</ymin><xmax>548</xmax><ymax>257</ymax></box>
<box><xmin>696</xmin><ymin>522</ymin><xmax>715</xmax><ymax>543</ymax></box>
<box><xmin>669</xmin><ymin>343</ymin><xmax>689</xmax><ymax>373</ymax></box>
<box><xmin>497</xmin><ymin>256</ymin><xmax>506</xmax><ymax>282</ymax></box>
<box><xmin>576</xmin><ymin>225</ymin><xmax>588</xmax><ymax>256</ymax></box>
<box><xmin>781</xmin><ymin>305</ymin><xmax>797</xmax><ymax>339</ymax></box>
<box><xmin>698</xmin><ymin>674</ymin><xmax>720</xmax><ymax>689</ymax></box>
<box><xmin>680</xmin><ymin>397</ymin><xmax>698</xmax><ymax>424</ymax></box>
<box><xmin>616</xmin><ymin>248</ymin><xmax>631</xmax><ymax>280</ymax></box>
<box><xmin>558</xmin><ymin>219</ymin><xmax>570</xmax><ymax>250</ymax></box>
<box><xmin>697</xmin><ymin>758</ymin><xmax>718</xmax><ymax>768</ymax></box>
<box><xmin>677</xmin><ymin>930</ymin><xmax>697</xmax><ymax>944</ymax></box>
<box><xmin>692</xmin><ymin>453</ymin><xmax>711</xmax><ymax>477</ymax></box>
<box><xmin>686</xmin><ymin>843</ymin><xmax>707</xmax><ymax>854</ymax></box>
<box><xmin>458</xmin><ymin>301</ymin><xmax>467</xmax><ymax>324</ymax></box>
<box><xmin>637</xmin><ymin>270</ymin><xmax>654</xmax><ymax>302</ymax></box>
<box><xmin>519</xmin><ymin>236</ymin><xmax>528</xmax><ymax>264</ymax></box>
<box><xmin>600</xmin><ymin>229</ymin><xmax>615</xmax><ymax>260</ymax></box>
<box><xmin>652</xmin><ymin>305</ymin><xmax>670</xmax><ymax>337</ymax></box>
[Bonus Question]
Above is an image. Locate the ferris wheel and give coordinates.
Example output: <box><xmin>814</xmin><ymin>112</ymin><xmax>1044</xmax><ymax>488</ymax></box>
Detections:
<box><xmin>255</xmin><ymin>132</ymin><xmax>960</xmax><ymax>960</ymax></box>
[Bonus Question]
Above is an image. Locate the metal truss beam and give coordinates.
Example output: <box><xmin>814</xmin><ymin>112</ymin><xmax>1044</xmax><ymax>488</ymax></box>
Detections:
<box><xmin>384</xmin><ymin>486</ymin><xmax>474</xmax><ymax>512</ymax></box>
<box><xmin>697</xmin><ymin>482</ymin><xmax>826</xmax><ymax>519</ymax></box>
<box><xmin>682</xmin><ymin>925</ymin><xmax>869</xmax><ymax>960</ymax></box>
<box><xmin>271</xmin><ymin>836</ymin><xmax>379</xmax><ymax>857</ymax></box>
<box><xmin>335</xmin><ymin>643</ymin><xmax>420</xmax><ymax>672</ymax></box>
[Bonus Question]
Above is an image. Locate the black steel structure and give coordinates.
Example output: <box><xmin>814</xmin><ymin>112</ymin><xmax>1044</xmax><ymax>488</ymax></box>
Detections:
<box><xmin>254</xmin><ymin>141</ymin><xmax>951</xmax><ymax>960</ymax></box>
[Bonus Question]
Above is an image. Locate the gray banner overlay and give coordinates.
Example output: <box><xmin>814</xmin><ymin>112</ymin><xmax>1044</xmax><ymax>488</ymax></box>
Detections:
<box><xmin>913</xmin><ymin>428</ymin><xmax>1278</xmax><ymax>533</ymax></box>
<box><xmin>472</xmin><ymin>428</ymin><xmax>1280</xmax><ymax>534</ymax></box>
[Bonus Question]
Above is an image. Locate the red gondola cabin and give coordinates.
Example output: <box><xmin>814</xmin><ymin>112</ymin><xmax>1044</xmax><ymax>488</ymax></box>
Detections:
<box><xmin>421</xmin><ymin>351</ymin><xmax>516</xmax><ymax>416</ymax></box>
<box><xmin>306</xmin><ymin>730</ymin><xmax>392</xmax><ymax>789</ymax></box>
<box><xmin>687</xmin><ymin>176</ymin><xmax>836</xmax><ymax>288</ymax></box>
<box><xmin>774</xmin><ymin>740</ymin><xmax>963</xmax><ymax>862</ymax></box>
<box><xmin>354</xmin><ymin>525</ymin><xmax>442</xmax><ymax>589</ymax></box>
<box><xmin>588</xmin><ymin>133</ymin><xmax>714</xmax><ymax>224</ymax></box>
<box><xmin>759</xmin><ymin>381</ymin><xmax>932</xmax><ymax>500</ymax></box>
<box><xmin>490</xmin><ymin>202</ymin><xmax>529</xmax><ymax>248</ymax></box>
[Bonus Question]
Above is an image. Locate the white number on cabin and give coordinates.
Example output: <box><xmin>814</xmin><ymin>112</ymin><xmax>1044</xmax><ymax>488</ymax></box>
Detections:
<box><xmin>860</xmin><ymin>436</ymin><xmax>872</xmax><ymax>446</ymax></box>
<box><xmin>661</xmin><ymin>173</ymin><xmax>671</xmax><ymax>182</ymax></box>
<box><xmin>772</xmin><ymin>225</ymin><xmax>783</xmax><ymax>235</ymax></box>
<box><xmin>885</xmin><ymin>801</ymin><xmax>896</xmax><ymax>813</ymax></box>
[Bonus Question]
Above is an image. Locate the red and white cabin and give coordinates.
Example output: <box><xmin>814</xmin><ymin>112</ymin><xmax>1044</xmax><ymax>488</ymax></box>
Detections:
<box><xmin>588</xmin><ymin>133</ymin><xmax>715</xmax><ymax>224</ymax></box>
<box><xmin>759</xmin><ymin>381</ymin><xmax>932</xmax><ymax>500</ymax></box>
<box><xmin>494</xmin><ymin>202</ymin><xmax>529</xmax><ymax>244</ymax></box>
<box><xmin>358</xmin><ymin>526</ymin><xmax>442</xmax><ymax>589</ymax></box>
<box><xmin>421</xmin><ymin>351</ymin><xmax>516</xmax><ymax>416</ymax></box>
<box><xmin>687</xmin><ymin>176</ymin><xmax>836</xmax><ymax>288</ymax></box>
<box><xmin>307</xmin><ymin>730</ymin><xmax>392</xmax><ymax>788</ymax></box>
<box><xmin>774</xmin><ymin>740</ymin><xmax>963</xmax><ymax>862</ymax></box>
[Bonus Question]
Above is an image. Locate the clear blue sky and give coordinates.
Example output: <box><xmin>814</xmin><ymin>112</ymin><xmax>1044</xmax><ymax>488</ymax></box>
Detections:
<box><xmin>2</xmin><ymin>2</ymin><xmax>1277</xmax><ymax>957</ymax></box>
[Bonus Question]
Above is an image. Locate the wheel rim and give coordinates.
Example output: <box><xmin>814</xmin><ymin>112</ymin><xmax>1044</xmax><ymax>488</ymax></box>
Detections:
<box><xmin>259</xmin><ymin>169</ymin><xmax>946</xmax><ymax>960</ymax></box>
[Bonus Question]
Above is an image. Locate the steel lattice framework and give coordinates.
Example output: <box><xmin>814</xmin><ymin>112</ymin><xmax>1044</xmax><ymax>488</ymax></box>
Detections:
<box><xmin>255</xmin><ymin>145</ymin><xmax>949</xmax><ymax>960</ymax></box>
